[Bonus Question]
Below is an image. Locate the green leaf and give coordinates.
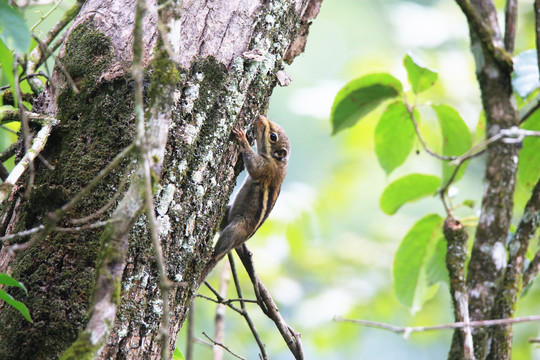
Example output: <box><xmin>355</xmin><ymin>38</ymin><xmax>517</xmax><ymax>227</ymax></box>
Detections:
<box><xmin>0</xmin><ymin>39</ymin><xmax>16</xmax><ymax>105</ymax></box>
<box><xmin>518</xmin><ymin>110</ymin><xmax>540</xmax><ymax>190</ymax></box>
<box><xmin>512</xmin><ymin>50</ymin><xmax>539</xmax><ymax>98</ymax></box>
<box><xmin>403</xmin><ymin>53</ymin><xmax>438</xmax><ymax>94</ymax></box>
<box><xmin>0</xmin><ymin>273</ymin><xmax>27</xmax><ymax>294</ymax></box>
<box><xmin>0</xmin><ymin>2</ymin><xmax>31</xmax><ymax>54</ymax></box>
<box><xmin>374</xmin><ymin>101</ymin><xmax>416</xmax><ymax>175</ymax></box>
<box><xmin>433</xmin><ymin>104</ymin><xmax>472</xmax><ymax>185</ymax></box>
<box><xmin>0</xmin><ymin>289</ymin><xmax>32</xmax><ymax>322</ymax></box>
<box><xmin>331</xmin><ymin>73</ymin><xmax>403</xmax><ymax>135</ymax></box>
<box><xmin>380</xmin><ymin>174</ymin><xmax>441</xmax><ymax>215</ymax></box>
<box><xmin>426</xmin><ymin>237</ymin><xmax>449</xmax><ymax>286</ymax></box>
<box><xmin>172</xmin><ymin>347</ymin><xmax>185</xmax><ymax>360</ymax></box>
<box><xmin>393</xmin><ymin>214</ymin><xmax>443</xmax><ymax>313</ymax></box>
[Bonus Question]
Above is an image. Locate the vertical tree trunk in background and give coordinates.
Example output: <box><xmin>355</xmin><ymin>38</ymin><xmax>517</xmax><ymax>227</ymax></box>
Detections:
<box><xmin>0</xmin><ymin>1</ymin><xmax>322</xmax><ymax>359</ymax></box>
<box><xmin>450</xmin><ymin>1</ymin><xmax>518</xmax><ymax>359</ymax></box>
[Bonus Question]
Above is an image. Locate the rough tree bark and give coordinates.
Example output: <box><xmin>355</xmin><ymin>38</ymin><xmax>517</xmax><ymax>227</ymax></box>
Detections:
<box><xmin>0</xmin><ymin>0</ymin><xmax>322</xmax><ymax>359</ymax></box>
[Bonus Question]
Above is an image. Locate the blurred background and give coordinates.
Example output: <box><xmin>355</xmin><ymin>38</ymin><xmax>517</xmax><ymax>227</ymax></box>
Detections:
<box><xmin>5</xmin><ymin>0</ymin><xmax>540</xmax><ymax>359</ymax></box>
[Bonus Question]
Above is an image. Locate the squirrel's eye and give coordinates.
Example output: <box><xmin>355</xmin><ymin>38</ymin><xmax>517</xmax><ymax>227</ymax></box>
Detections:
<box><xmin>270</xmin><ymin>133</ymin><xmax>278</xmax><ymax>142</ymax></box>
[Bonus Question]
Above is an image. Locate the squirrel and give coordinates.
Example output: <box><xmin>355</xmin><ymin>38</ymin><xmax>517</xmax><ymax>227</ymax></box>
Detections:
<box><xmin>200</xmin><ymin>115</ymin><xmax>290</xmax><ymax>281</ymax></box>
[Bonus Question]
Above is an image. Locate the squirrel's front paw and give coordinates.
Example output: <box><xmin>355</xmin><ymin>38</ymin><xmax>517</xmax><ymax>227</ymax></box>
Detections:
<box><xmin>232</xmin><ymin>128</ymin><xmax>247</xmax><ymax>143</ymax></box>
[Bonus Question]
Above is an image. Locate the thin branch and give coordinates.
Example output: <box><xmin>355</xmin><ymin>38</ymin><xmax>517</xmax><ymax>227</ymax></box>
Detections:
<box><xmin>229</xmin><ymin>253</ymin><xmax>267</xmax><ymax>360</ymax></box>
<box><xmin>202</xmin><ymin>332</ymin><xmax>246</xmax><ymax>360</ymax></box>
<box><xmin>454</xmin><ymin>0</ymin><xmax>513</xmax><ymax>69</ymax></box>
<box><xmin>186</xmin><ymin>301</ymin><xmax>195</xmax><ymax>360</ymax></box>
<box><xmin>32</xmin><ymin>35</ymin><xmax>79</xmax><ymax>94</ymax></box>
<box><xmin>1</xmin><ymin>220</ymin><xmax>109</xmax><ymax>253</ymax></box>
<box><xmin>59</xmin><ymin>143</ymin><xmax>135</xmax><ymax>215</ymax></box>
<box><xmin>407</xmin><ymin>105</ymin><xmax>456</xmax><ymax>161</ymax></box>
<box><xmin>26</xmin><ymin>0</ymin><xmax>84</xmax><ymax>91</ymax></box>
<box><xmin>519</xmin><ymin>97</ymin><xmax>540</xmax><ymax>124</ymax></box>
<box><xmin>236</xmin><ymin>244</ymin><xmax>304</xmax><ymax>360</ymax></box>
<box><xmin>197</xmin><ymin>293</ymin><xmax>257</xmax><ymax>306</ymax></box>
<box><xmin>504</xmin><ymin>0</ymin><xmax>517</xmax><ymax>54</ymax></box>
<box><xmin>523</xmin><ymin>248</ymin><xmax>540</xmax><ymax>289</ymax></box>
<box><xmin>13</xmin><ymin>54</ymin><xmax>35</xmax><ymax>198</ymax></box>
<box><xmin>200</xmin><ymin>284</ymin><xmax>244</xmax><ymax>315</ymax></box>
<box><xmin>213</xmin><ymin>261</ymin><xmax>230</xmax><ymax>360</ymax></box>
<box><xmin>334</xmin><ymin>315</ymin><xmax>540</xmax><ymax>338</ymax></box>
<box><xmin>444</xmin><ymin>217</ymin><xmax>475</xmax><ymax>360</ymax></box>
<box><xmin>0</xmin><ymin>137</ymin><xmax>20</xmax><ymax>162</ymax></box>
<box><xmin>69</xmin><ymin>162</ymin><xmax>133</xmax><ymax>224</ymax></box>
<box><xmin>0</xmin><ymin>117</ymin><xmax>57</xmax><ymax>203</ymax></box>
<box><xmin>29</xmin><ymin>0</ymin><xmax>65</xmax><ymax>32</ymax></box>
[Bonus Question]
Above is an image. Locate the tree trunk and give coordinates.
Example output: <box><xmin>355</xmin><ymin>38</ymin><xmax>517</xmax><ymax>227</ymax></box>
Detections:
<box><xmin>0</xmin><ymin>1</ymin><xmax>321</xmax><ymax>359</ymax></box>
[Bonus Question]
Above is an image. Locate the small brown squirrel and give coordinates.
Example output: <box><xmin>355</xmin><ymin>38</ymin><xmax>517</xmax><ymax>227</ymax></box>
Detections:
<box><xmin>201</xmin><ymin>115</ymin><xmax>290</xmax><ymax>280</ymax></box>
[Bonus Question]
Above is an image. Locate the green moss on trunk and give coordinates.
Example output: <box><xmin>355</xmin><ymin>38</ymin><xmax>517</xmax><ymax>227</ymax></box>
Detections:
<box><xmin>0</xmin><ymin>20</ymin><xmax>135</xmax><ymax>360</ymax></box>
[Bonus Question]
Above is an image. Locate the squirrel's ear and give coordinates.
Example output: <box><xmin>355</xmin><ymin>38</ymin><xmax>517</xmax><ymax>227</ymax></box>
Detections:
<box><xmin>273</xmin><ymin>148</ymin><xmax>288</xmax><ymax>161</ymax></box>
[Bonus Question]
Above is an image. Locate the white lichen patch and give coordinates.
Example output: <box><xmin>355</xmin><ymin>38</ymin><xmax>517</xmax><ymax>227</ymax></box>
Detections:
<box><xmin>152</xmin><ymin>298</ymin><xmax>163</xmax><ymax>316</ymax></box>
<box><xmin>157</xmin><ymin>215</ymin><xmax>171</xmax><ymax>237</ymax></box>
<box><xmin>117</xmin><ymin>326</ymin><xmax>128</xmax><ymax>339</ymax></box>
<box><xmin>174</xmin><ymin>273</ymin><xmax>183</xmax><ymax>282</ymax></box>
<box><xmin>192</xmin><ymin>169</ymin><xmax>204</xmax><ymax>184</ymax></box>
<box><xmin>196</xmin><ymin>185</ymin><xmax>205</xmax><ymax>197</ymax></box>
<box><xmin>185</xmin><ymin>214</ymin><xmax>196</xmax><ymax>236</ymax></box>
<box><xmin>492</xmin><ymin>242</ymin><xmax>507</xmax><ymax>270</ymax></box>
<box><xmin>183</xmin><ymin>124</ymin><xmax>199</xmax><ymax>145</ymax></box>
<box><xmin>265</xmin><ymin>14</ymin><xmax>276</xmax><ymax>26</ymax></box>
<box><xmin>157</xmin><ymin>184</ymin><xmax>176</xmax><ymax>216</ymax></box>
<box><xmin>183</xmin><ymin>83</ymin><xmax>200</xmax><ymax>113</ymax></box>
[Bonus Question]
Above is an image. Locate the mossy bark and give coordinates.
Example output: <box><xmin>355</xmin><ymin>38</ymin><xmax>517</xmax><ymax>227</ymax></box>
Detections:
<box><xmin>0</xmin><ymin>1</ymin><xmax>321</xmax><ymax>359</ymax></box>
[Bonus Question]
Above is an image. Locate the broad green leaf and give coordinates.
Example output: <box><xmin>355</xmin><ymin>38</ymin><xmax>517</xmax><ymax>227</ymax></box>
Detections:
<box><xmin>331</xmin><ymin>73</ymin><xmax>403</xmax><ymax>135</ymax></box>
<box><xmin>512</xmin><ymin>50</ymin><xmax>539</xmax><ymax>98</ymax></box>
<box><xmin>0</xmin><ymin>289</ymin><xmax>32</xmax><ymax>322</ymax></box>
<box><xmin>0</xmin><ymin>2</ymin><xmax>30</xmax><ymax>54</ymax></box>
<box><xmin>394</xmin><ymin>214</ymin><xmax>443</xmax><ymax>313</ymax></box>
<box><xmin>433</xmin><ymin>104</ymin><xmax>472</xmax><ymax>185</ymax></box>
<box><xmin>172</xmin><ymin>348</ymin><xmax>185</xmax><ymax>360</ymax></box>
<box><xmin>426</xmin><ymin>237</ymin><xmax>449</xmax><ymax>286</ymax></box>
<box><xmin>0</xmin><ymin>273</ymin><xmax>27</xmax><ymax>294</ymax></box>
<box><xmin>403</xmin><ymin>53</ymin><xmax>438</xmax><ymax>94</ymax></box>
<box><xmin>380</xmin><ymin>174</ymin><xmax>441</xmax><ymax>215</ymax></box>
<box><xmin>374</xmin><ymin>101</ymin><xmax>415</xmax><ymax>175</ymax></box>
<box><xmin>0</xmin><ymin>39</ymin><xmax>16</xmax><ymax>105</ymax></box>
<box><xmin>518</xmin><ymin>110</ymin><xmax>540</xmax><ymax>190</ymax></box>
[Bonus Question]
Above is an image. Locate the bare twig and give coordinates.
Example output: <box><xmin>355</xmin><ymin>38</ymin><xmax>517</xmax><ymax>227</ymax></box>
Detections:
<box><xmin>202</xmin><ymin>332</ymin><xmax>246</xmax><ymax>360</ymax></box>
<box><xmin>26</xmin><ymin>0</ymin><xmax>84</xmax><ymax>91</ymax></box>
<box><xmin>29</xmin><ymin>0</ymin><xmax>65</xmax><ymax>32</ymax></box>
<box><xmin>69</xmin><ymin>162</ymin><xmax>133</xmax><ymax>224</ymax></box>
<box><xmin>334</xmin><ymin>315</ymin><xmax>540</xmax><ymax>338</ymax></box>
<box><xmin>1</xmin><ymin>220</ymin><xmax>109</xmax><ymax>253</ymax></box>
<box><xmin>0</xmin><ymin>117</ymin><xmax>57</xmax><ymax>203</ymax></box>
<box><xmin>214</xmin><ymin>261</ymin><xmax>230</xmax><ymax>360</ymax></box>
<box><xmin>33</xmin><ymin>35</ymin><xmax>79</xmax><ymax>94</ymax></box>
<box><xmin>0</xmin><ymin>139</ymin><xmax>21</xmax><ymax>163</ymax></box>
<box><xmin>504</xmin><ymin>0</ymin><xmax>517</xmax><ymax>53</ymax></box>
<box><xmin>186</xmin><ymin>301</ymin><xmax>195</xmax><ymax>360</ymax></box>
<box><xmin>59</xmin><ymin>143</ymin><xmax>135</xmax><ymax>215</ymax></box>
<box><xmin>236</xmin><ymin>244</ymin><xmax>304</xmax><ymax>360</ymax></box>
<box><xmin>13</xmin><ymin>54</ymin><xmax>35</xmax><ymax>198</ymax></box>
<box><xmin>407</xmin><ymin>105</ymin><xmax>456</xmax><ymax>161</ymax></box>
<box><xmin>523</xmin><ymin>249</ymin><xmax>540</xmax><ymax>290</ymax></box>
<box><xmin>229</xmin><ymin>253</ymin><xmax>267</xmax><ymax>360</ymax></box>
